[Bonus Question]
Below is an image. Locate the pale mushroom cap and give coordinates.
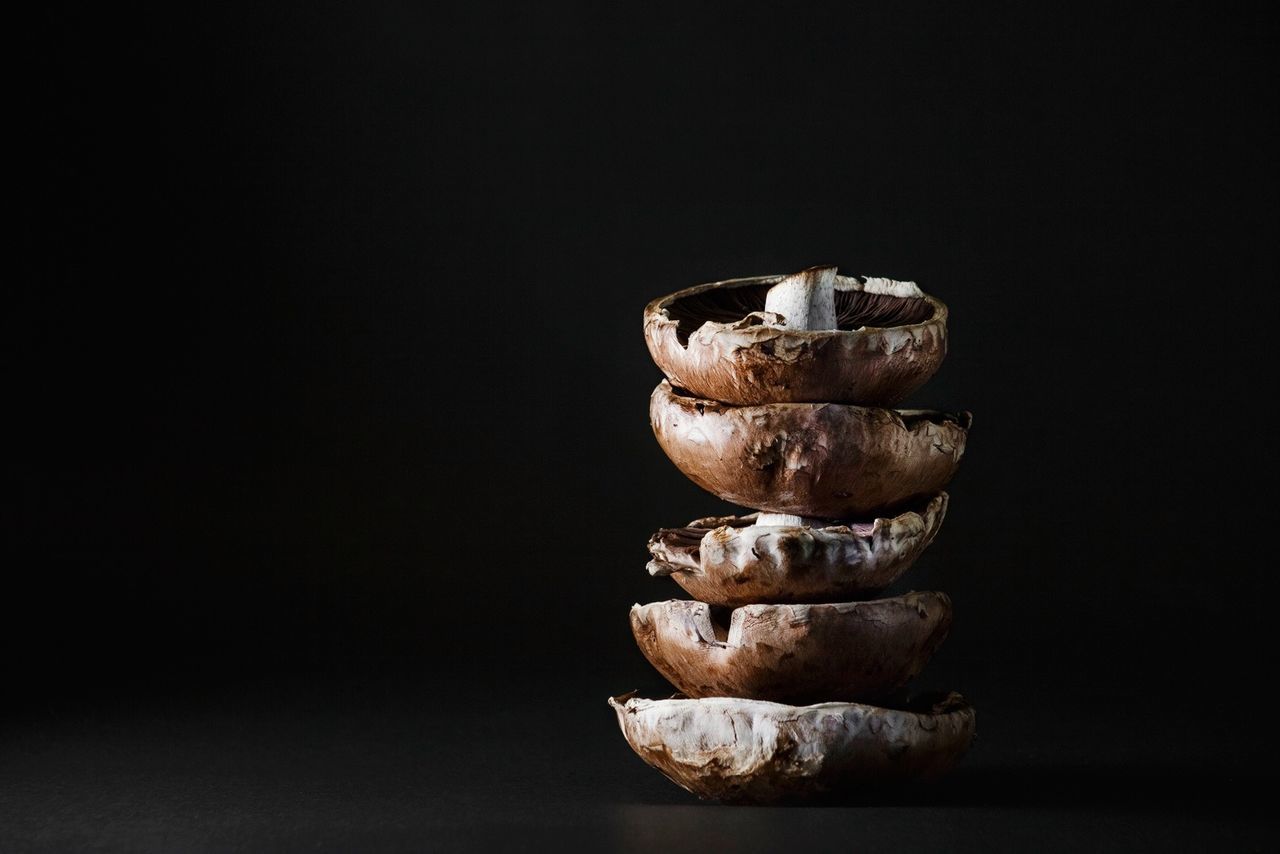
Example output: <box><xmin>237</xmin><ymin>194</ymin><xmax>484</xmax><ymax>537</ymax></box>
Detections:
<box><xmin>647</xmin><ymin>492</ymin><xmax>948</xmax><ymax>606</ymax></box>
<box><xmin>650</xmin><ymin>380</ymin><xmax>971</xmax><ymax>517</ymax></box>
<box><xmin>643</xmin><ymin>274</ymin><xmax>947</xmax><ymax>406</ymax></box>
<box><xmin>630</xmin><ymin>592</ymin><xmax>952</xmax><ymax>705</ymax></box>
<box><xmin>609</xmin><ymin>691</ymin><xmax>975</xmax><ymax>803</ymax></box>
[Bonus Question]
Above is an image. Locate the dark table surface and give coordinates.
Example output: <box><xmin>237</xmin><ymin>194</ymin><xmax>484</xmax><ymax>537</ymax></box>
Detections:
<box><xmin>3</xmin><ymin>670</ymin><xmax>1271</xmax><ymax>852</ymax></box>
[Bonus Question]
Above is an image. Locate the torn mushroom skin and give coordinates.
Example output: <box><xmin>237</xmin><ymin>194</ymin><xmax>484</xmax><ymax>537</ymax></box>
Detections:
<box><xmin>630</xmin><ymin>592</ymin><xmax>952</xmax><ymax>705</ymax></box>
<box><xmin>608</xmin><ymin>691</ymin><xmax>975</xmax><ymax>804</ymax></box>
<box><xmin>650</xmin><ymin>379</ymin><xmax>970</xmax><ymax>518</ymax></box>
<box><xmin>647</xmin><ymin>493</ymin><xmax>948</xmax><ymax>606</ymax></box>
<box><xmin>644</xmin><ymin>271</ymin><xmax>947</xmax><ymax>406</ymax></box>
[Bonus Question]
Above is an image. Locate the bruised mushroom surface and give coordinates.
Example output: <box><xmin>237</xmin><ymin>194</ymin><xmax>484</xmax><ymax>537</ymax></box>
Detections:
<box><xmin>648</xmin><ymin>492</ymin><xmax>947</xmax><ymax>606</ymax></box>
<box><xmin>650</xmin><ymin>380</ymin><xmax>970</xmax><ymax>518</ymax></box>
<box><xmin>644</xmin><ymin>272</ymin><xmax>946</xmax><ymax>406</ymax></box>
<box><xmin>609</xmin><ymin>691</ymin><xmax>974</xmax><ymax>804</ymax></box>
<box><xmin>630</xmin><ymin>592</ymin><xmax>952</xmax><ymax>705</ymax></box>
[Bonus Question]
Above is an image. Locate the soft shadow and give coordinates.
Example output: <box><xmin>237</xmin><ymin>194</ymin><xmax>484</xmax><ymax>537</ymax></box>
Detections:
<box><xmin>792</xmin><ymin>764</ymin><xmax>1266</xmax><ymax>811</ymax></box>
<box><xmin>623</xmin><ymin>763</ymin><xmax>1271</xmax><ymax>813</ymax></box>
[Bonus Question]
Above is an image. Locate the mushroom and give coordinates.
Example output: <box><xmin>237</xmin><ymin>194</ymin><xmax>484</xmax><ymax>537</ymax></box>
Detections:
<box><xmin>609</xmin><ymin>691</ymin><xmax>975</xmax><ymax>803</ymax></box>
<box><xmin>650</xmin><ymin>379</ymin><xmax>970</xmax><ymax>517</ymax></box>
<box><xmin>643</xmin><ymin>271</ymin><xmax>947</xmax><ymax>406</ymax></box>
<box><xmin>647</xmin><ymin>493</ymin><xmax>948</xmax><ymax>606</ymax></box>
<box><xmin>629</xmin><ymin>592</ymin><xmax>952</xmax><ymax>705</ymax></box>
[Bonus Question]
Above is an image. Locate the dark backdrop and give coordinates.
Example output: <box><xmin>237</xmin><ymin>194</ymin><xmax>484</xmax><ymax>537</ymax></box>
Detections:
<box><xmin>7</xmin><ymin>1</ymin><xmax>1277</xmax><ymax>849</ymax></box>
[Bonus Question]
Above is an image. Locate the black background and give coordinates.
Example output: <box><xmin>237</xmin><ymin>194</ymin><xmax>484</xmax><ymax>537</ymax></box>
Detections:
<box><xmin>6</xmin><ymin>1</ymin><xmax>1277</xmax><ymax>850</ymax></box>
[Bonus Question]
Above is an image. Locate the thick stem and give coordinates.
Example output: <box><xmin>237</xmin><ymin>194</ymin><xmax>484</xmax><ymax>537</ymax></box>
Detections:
<box><xmin>763</xmin><ymin>265</ymin><xmax>838</xmax><ymax>330</ymax></box>
<box><xmin>755</xmin><ymin>512</ymin><xmax>824</xmax><ymax>528</ymax></box>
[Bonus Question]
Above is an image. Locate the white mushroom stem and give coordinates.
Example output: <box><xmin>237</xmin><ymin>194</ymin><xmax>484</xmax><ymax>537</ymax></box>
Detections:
<box><xmin>755</xmin><ymin>512</ymin><xmax>825</xmax><ymax>528</ymax></box>
<box><xmin>763</xmin><ymin>265</ymin><xmax>838</xmax><ymax>330</ymax></box>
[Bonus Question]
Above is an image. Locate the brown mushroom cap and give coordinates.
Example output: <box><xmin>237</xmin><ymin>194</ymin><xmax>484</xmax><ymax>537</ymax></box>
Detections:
<box><xmin>650</xmin><ymin>380</ymin><xmax>971</xmax><ymax>517</ymax></box>
<box><xmin>630</xmin><ymin>592</ymin><xmax>952</xmax><ymax>705</ymax></box>
<box><xmin>647</xmin><ymin>493</ymin><xmax>948</xmax><ymax>606</ymax></box>
<box><xmin>608</xmin><ymin>691</ymin><xmax>975</xmax><ymax>803</ymax></box>
<box><xmin>644</xmin><ymin>274</ymin><xmax>947</xmax><ymax>406</ymax></box>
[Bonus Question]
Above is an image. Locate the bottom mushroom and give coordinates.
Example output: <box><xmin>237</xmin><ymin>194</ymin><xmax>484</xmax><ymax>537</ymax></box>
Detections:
<box><xmin>608</xmin><ymin>691</ymin><xmax>974</xmax><ymax>804</ymax></box>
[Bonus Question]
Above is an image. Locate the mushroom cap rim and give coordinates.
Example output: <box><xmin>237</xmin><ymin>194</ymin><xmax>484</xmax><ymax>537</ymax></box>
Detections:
<box><xmin>662</xmin><ymin>491</ymin><xmax>948</xmax><ymax>535</ymax></box>
<box><xmin>644</xmin><ymin>273</ymin><xmax>947</xmax><ymax>338</ymax></box>
<box><xmin>656</xmin><ymin>379</ymin><xmax>973</xmax><ymax>429</ymax></box>
<box><xmin>607</xmin><ymin>689</ymin><xmax>972</xmax><ymax>718</ymax></box>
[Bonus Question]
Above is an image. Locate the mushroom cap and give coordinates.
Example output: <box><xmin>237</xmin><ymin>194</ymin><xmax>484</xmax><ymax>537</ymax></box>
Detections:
<box><xmin>650</xmin><ymin>380</ymin><xmax>971</xmax><ymax>517</ymax></box>
<box><xmin>630</xmin><ymin>592</ymin><xmax>952</xmax><ymax>705</ymax></box>
<box><xmin>609</xmin><ymin>691</ymin><xmax>975</xmax><ymax>803</ymax></box>
<box><xmin>644</xmin><ymin>274</ymin><xmax>947</xmax><ymax>406</ymax></box>
<box><xmin>647</xmin><ymin>493</ymin><xmax>948</xmax><ymax>606</ymax></box>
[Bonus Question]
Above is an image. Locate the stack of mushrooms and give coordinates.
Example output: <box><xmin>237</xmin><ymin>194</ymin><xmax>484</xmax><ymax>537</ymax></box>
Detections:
<box><xmin>610</xmin><ymin>266</ymin><xmax>975</xmax><ymax>804</ymax></box>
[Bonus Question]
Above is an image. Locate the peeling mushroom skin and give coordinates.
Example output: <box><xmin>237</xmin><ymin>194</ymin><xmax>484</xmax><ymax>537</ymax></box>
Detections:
<box><xmin>650</xmin><ymin>380</ymin><xmax>970</xmax><ymax>518</ymax></box>
<box><xmin>648</xmin><ymin>493</ymin><xmax>948</xmax><ymax>606</ymax></box>
<box><xmin>630</xmin><ymin>592</ymin><xmax>952</xmax><ymax>705</ymax></box>
<box><xmin>608</xmin><ymin>692</ymin><xmax>975</xmax><ymax>804</ymax></box>
<box><xmin>644</xmin><ymin>274</ymin><xmax>948</xmax><ymax>406</ymax></box>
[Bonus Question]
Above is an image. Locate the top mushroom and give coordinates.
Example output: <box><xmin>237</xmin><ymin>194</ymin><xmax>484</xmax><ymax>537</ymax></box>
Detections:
<box><xmin>644</xmin><ymin>266</ymin><xmax>947</xmax><ymax>406</ymax></box>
